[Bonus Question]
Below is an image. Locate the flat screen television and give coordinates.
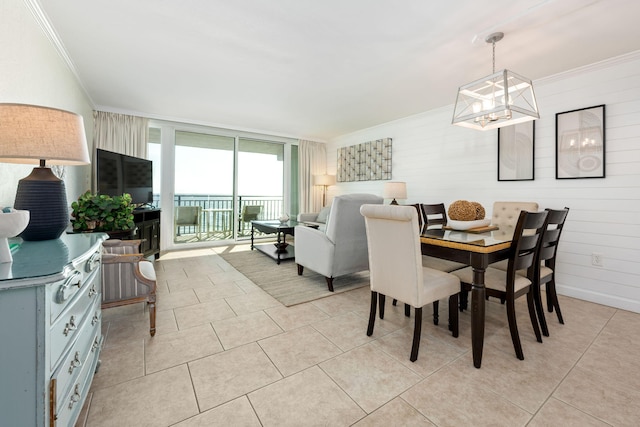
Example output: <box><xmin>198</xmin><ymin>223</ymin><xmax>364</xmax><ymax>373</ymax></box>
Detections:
<box><xmin>96</xmin><ymin>148</ymin><xmax>153</xmax><ymax>206</ymax></box>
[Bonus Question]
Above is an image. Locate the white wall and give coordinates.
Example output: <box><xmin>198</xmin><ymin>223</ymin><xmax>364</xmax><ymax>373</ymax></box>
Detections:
<box><xmin>327</xmin><ymin>52</ymin><xmax>640</xmax><ymax>313</ymax></box>
<box><xmin>0</xmin><ymin>0</ymin><xmax>94</xmax><ymax>208</ymax></box>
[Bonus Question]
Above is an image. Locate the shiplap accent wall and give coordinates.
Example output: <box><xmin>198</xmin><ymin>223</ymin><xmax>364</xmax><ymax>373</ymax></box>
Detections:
<box><xmin>326</xmin><ymin>51</ymin><xmax>640</xmax><ymax>313</ymax></box>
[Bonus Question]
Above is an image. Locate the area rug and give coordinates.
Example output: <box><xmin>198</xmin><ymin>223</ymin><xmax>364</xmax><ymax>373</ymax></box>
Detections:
<box><xmin>218</xmin><ymin>247</ymin><xmax>370</xmax><ymax>306</ymax></box>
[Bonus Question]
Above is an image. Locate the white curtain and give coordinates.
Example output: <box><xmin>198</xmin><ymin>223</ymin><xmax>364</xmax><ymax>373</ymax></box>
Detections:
<box><xmin>93</xmin><ymin>111</ymin><xmax>149</xmax><ymax>158</ymax></box>
<box><xmin>298</xmin><ymin>139</ymin><xmax>327</xmax><ymax>213</ymax></box>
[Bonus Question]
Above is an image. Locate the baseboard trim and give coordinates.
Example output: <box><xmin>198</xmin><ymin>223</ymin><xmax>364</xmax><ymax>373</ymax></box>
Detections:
<box><xmin>557</xmin><ymin>284</ymin><xmax>640</xmax><ymax>314</ymax></box>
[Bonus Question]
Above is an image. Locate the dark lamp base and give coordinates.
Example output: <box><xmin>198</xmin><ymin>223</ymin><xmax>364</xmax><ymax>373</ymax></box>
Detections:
<box><xmin>14</xmin><ymin>167</ymin><xmax>69</xmax><ymax>241</ymax></box>
<box><xmin>390</xmin><ymin>199</ymin><xmax>399</xmax><ymax>205</ymax></box>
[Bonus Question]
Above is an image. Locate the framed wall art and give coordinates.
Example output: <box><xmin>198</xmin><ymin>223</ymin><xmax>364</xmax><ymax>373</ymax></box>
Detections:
<box><xmin>498</xmin><ymin>121</ymin><xmax>535</xmax><ymax>181</ymax></box>
<box><xmin>556</xmin><ymin>104</ymin><xmax>605</xmax><ymax>179</ymax></box>
<box><xmin>337</xmin><ymin>138</ymin><xmax>392</xmax><ymax>182</ymax></box>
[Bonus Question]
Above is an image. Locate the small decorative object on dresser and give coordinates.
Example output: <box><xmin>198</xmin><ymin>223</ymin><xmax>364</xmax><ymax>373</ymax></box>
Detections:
<box><xmin>0</xmin><ymin>208</ymin><xmax>29</xmax><ymax>263</ymax></box>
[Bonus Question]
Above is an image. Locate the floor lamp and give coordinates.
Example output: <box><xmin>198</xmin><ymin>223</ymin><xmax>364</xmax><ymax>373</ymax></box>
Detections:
<box><xmin>0</xmin><ymin>104</ymin><xmax>90</xmax><ymax>241</ymax></box>
<box><xmin>313</xmin><ymin>174</ymin><xmax>336</xmax><ymax>207</ymax></box>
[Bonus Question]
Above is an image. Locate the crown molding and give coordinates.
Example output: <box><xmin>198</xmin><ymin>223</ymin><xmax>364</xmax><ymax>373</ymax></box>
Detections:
<box><xmin>537</xmin><ymin>49</ymin><xmax>640</xmax><ymax>85</ymax></box>
<box><xmin>24</xmin><ymin>0</ymin><xmax>95</xmax><ymax>107</ymax></box>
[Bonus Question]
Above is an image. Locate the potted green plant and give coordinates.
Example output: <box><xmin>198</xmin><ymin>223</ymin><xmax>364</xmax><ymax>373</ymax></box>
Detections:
<box><xmin>71</xmin><ymin>191</ymin><xmax>136</xmax><ymax>236</ymax></box>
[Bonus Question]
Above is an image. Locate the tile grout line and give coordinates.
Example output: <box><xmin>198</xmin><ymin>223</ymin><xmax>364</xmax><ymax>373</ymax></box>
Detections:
<box><xmin>524</xmin><ymin>308</ymin><xmax>619</xmax><ymax>426</ymax></box>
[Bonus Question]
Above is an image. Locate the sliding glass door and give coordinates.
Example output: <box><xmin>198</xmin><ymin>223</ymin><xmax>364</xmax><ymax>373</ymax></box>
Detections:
<box><xmin>150</xmin><ymin>122</ymin><xmax>298</xmax><ymax>250</ymax></box>
<box><xmin>173</xmin><ymin>131</ymin><xmax>235</xmax><ymax>244</ymax></box>
<box><xmin>236</xmin><ymin>138</ymin><xmax>284</xmax><ymax>238</ymax></box>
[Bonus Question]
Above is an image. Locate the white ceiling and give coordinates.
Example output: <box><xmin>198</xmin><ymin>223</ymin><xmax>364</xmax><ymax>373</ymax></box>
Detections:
<box><xmin>37</xmin><ymin>0</ymin><xmax>640</xmax><ymax>141</ymax></box>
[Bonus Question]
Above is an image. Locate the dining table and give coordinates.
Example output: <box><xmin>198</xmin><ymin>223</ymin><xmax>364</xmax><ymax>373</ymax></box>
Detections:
<box><xmin>420</xmin><ymin>227</ymin><xmax>512</xmax><ymax>368</ymax></box>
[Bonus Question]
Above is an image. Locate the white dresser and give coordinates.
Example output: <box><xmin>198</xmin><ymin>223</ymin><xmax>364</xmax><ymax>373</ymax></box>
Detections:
<box><xmin>0</xmin><ymin>233</ymin><xmax>107</xmax><ymax>427</ymax></box>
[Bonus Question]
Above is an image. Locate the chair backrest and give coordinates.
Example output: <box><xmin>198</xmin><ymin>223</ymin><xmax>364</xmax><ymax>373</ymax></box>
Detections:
<box><xmin>507</xmin><ymin>210</ymin><xmax>548</xmax><ymax>288</ymax></box>
<box><xmin>540</xmin><ymin>208</ymin><xmax>570</xmax><ymax>270</ymax></box>
<box><xmin>405</xmin><ymin>204</ymin><xmax>423</xmax><ymax>230</ymax></box>
<box><xmin>492</xmin><ymin>201</ymin><xmax>539</xmax><ymax>239</ymax></box>
<box><xmin>324</xmin><ymin>193</ymin><xmax>383</xmax><ymax>272</ymax></box>
<box><xmin>361</xmin><ymin>204</ymin><xmax>424</xmax><ymax>307</ymax></box>
<box><xmin>102</xmin><ymin>239</ymin><xmax>142</xmax><ymax>254</ymax></box>
<box><xmin>241</xmin><ymin>205</ymin><xmax>262</xmax><ymax>221</ymax></box>
<box><xmin>101</xmin><ymin>239</ymin><xmax>152</xmax><ymax>303</ymax></box>
<box><xmin>421</xmin><ymin>203</ymin><xmax>448</xmax><ymax>229</ymax></box>
<box><xmin>324</xmin><ymin>193</ymin><xmax>383</xmax><ymax>242</ymax></box>
<box><xmin>175</xmin><ymin>206</ymin><xmax>201</xmax><ymax>226</ymax></box>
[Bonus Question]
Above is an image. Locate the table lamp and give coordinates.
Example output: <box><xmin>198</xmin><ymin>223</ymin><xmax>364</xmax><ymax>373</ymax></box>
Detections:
<box><xmin>313</xmin><ymin>174</ymin><xmax>336</xmax><ymax>207</ymax></box>
<box><xmin>383</xmin><ymin>181</ymin><xmax>407</xmax><ymax>205</ymax></box>
<box><xmin>0</xmin><ymin>104</ymin><xmax>90</xmax><ymax>241</ymax></box>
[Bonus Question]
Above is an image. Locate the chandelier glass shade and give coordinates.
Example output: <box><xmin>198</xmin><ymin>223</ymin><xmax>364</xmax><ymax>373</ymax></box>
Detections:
<box><xmin>452</xmin><ymin>32</ymin><xmax>539</xmax><ymax>131</ymax></box>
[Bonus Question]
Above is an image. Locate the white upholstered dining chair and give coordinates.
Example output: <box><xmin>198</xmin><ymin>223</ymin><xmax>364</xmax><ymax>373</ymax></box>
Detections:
<box><xmin>491</xmin><ymin>201</ymin><xmax>539</xmax><ymax>240</ymax></box>
<box><xmin>360</xmin><ymin>204</ymin><xmax>460</xmax><ymax>362</ymax></box>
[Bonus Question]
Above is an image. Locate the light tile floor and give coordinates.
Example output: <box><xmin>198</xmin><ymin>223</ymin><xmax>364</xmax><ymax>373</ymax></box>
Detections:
<box><xmin>77</xmin><ymin>246</ymin><xmax>640</xmax><ymax>426</ymax></box>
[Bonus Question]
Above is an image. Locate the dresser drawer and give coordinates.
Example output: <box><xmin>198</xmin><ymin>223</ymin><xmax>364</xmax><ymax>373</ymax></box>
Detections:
<box><xmin>53</xmin><ymin>332</ymin><xmax>102</xmax><ymax>427</ymax></box>
<box><xmin>51</xmin><ymin>297</ymin><xmax>101</xmax><ymax>400</ymax></box>
<box><xmin>50</xmin><ymin>249</ymin><xmax>101</xmax><ymax>324</ymax></box>
<box><xmin>50</xmin><ymin>272</ymin><xmax>100</xmax><ymax>367</ymax></box>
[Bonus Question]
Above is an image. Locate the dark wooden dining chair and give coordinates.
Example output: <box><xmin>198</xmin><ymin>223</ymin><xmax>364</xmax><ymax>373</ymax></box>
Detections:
<box><xmin>534</xmin><ymin>207</ymin><xmax>570</xmax><ymax>336</ymax></box>
<box><xmin>452</xmin><ymin>210</ymin><xmax>548</xmax><ymax>360</ymax></box>
<box><xmin>361</xmin><ymin>204</ymin><xmax>460</xmax><ymax>362</ymax></box>
<box><xmin>392</xmin><ymin>203</ymin><xmax>466</xmax><ymax>325</ymax></box>
<box><xmin>420</xmin><ymin>203</ymin><xmax>468</xmax><ymax>272</ymax></box>
<box><xmin>420</xmin><ymin>203</ymin><xmax>448</xmax><ymax>229</ymax></box>
<box><xmin>419</xmin><ymin>203</ymin><xmax>467</xmax><ymax>323</ymax></box>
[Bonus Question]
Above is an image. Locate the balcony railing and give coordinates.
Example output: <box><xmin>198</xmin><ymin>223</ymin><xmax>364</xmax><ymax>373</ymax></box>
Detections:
<box><xmin>155</xmin><ymin>194</ymin><xmax>285</xmax><ymax>240</ymax></box>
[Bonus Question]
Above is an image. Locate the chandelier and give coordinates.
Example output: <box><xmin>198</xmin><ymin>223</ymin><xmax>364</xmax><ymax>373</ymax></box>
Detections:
<box><xmin>452</xmin><ymin>32</ymin><xmax>539</xmax><ymax>131</ymax></box>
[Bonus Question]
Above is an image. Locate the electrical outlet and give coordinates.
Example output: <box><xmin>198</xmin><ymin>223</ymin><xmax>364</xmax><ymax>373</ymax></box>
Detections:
<box><xmin>592</xmin><ymin>253</ymin><xmax>604</xmax><ymax>267</ymax></box>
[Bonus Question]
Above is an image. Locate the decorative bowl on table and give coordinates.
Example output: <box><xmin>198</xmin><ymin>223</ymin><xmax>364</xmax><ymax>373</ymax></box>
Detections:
<box><xmin>447</xmin><ymin>219</ymin><xmax>491</xmax><ymax>231</ymax></box>
<box><xmin>278</xmin><ymin>213</ymin><xmax>290</xmax><ymax>224</ymax></box>
<box><xmin>0</xmin><ymin>209</ymin><xmax>30</xmax><ymax>263</ymax></box>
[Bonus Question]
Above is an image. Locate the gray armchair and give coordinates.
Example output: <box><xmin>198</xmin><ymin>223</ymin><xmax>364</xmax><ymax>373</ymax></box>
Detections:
<box><xmin>294</xmin><ymin>193</ymin><xmax>383</xmax><ymax>291</ymax></box>
<box><xmin>101</xmin><ymin>239</ymin><xmax>157</xmax><ymax>336</ymax></box>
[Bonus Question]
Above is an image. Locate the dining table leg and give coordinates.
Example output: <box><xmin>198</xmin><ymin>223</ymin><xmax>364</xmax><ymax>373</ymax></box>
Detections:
<box><xmin>470</xmin><ymin>252</ymin><xmax>488</xmax><ymax>369</ymax></box>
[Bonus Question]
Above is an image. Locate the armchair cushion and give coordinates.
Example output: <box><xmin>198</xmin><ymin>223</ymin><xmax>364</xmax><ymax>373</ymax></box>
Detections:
<box><xmin>316</xmin><ymin>206</ymin><xmax>331</xmax><ymax>223</ymax></box>
<box><xmin>297</xmin><ymin>206</ymin><xmax>331</xmax><ymax>231</ymax></box>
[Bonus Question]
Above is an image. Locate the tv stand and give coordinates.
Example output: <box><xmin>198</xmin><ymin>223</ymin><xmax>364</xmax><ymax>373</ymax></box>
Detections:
<box><xmin>132</xmin><ymin>208</ymin><xmax>161</xmax><ymax>258</ymax></box>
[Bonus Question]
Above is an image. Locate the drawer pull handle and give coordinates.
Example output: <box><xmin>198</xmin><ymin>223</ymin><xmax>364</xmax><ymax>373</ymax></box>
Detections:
<box><xmin>86</xmin><ymin>252</ymin><xmax>101</xmax><ymax>272</ymax></box>
<box><xmin>68</xmin><ymin>351</ymin><xmax>82</xmax><ymax>374</ymax></box>
<box><xmin>91</xmin><ymin>312</ymin><xmax>100</xmax><ymax>326</ymax></box>
<box><xmin>56</xmin><ymin>271</ymin><xmax>83</xmax><ymax>304</ymax></box>
<box><xmin>63</xmin><ymin>315</ymin><xmax>77</xmax><ymax>336</ymax></box>
<box><xmin>92</xmin><ymin>336</ymin><xmax>101</xmax><ymax>352</ymax></box>
<box><xmin>88</xmin><ymin>285</ymin><xmax>97</xmax><ymax>298</ymax></box>
<box><xmin>68</xmin><ymin>384</ymin><xmax>81</xmax><ymax>410</ymax></box>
